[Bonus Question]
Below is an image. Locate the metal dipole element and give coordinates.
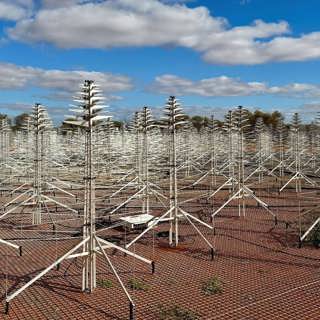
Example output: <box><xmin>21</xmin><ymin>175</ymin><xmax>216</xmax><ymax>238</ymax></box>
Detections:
<box><xmin>142</xmin><ymin>108</ymin><xmax>149</xmax><ymax>214</ymax></box>
<box><xmin>101</xmin><ymin>117</ymin><xmax>115</xmax><ymax>177</ymax></box>
<box><xmin>140</xmin><ymin>107</ymin><xmax>154</xmax><ymax>215</ymax></box>
<box><xmin>32</xmin><ymin>103</ymin><xmax>50</xmax><ymax>225</ymax></box>
<box><xmin>211</xmin><ymin>106</ymin><xmax>277</xmax><ymax>224</ymax></box>
<box><xmin>0</xmin><ymin>238</ymin><xmax>22</xmax><ymax>256</ymax></box>
<box><xmin>190</xmin><ymin>115</ymin><xmax>220</xmax><ymax>190</ymax></box>
<box><xmin>67</xmin><ymin>79</ymin><xmax>104</xmax><ymax>292</ymax></box>
<box><xmin>245</xmin><ymin>119</ymin><xmax>275</xmax><ymax>183</ymax></box>
<box><xmin>315</xmin><ymin>112</ymin><xmax>320</xmax><ymax>173</ymax></box>
<box><xmin>293</xmin><ymin>113</ymin><xmax>302</xmax><ymax>192</ymax></box>
<box><xmin>164</xmin><ymin>96</ymin><xmax>184</xmax><ymax>246</ymax></box>
<box><xmin>268</xmin><ymin>120</ymin><xmax>288</xmax><ymax>180</ymax></box>
<box><xmin>205</xmin><ymin>111</ymin><xmax>237</xmax><ymax>202</ymax></box>
<box><xmin>296</xmin><ymin>114</ymin><xmax>302</xmax><ymax>192</ymax></box>
<box><xmin>84</xmin><ymin>83</ymin><xmax>96</xmax><ymax>291</ymax></box>
<box><xmin>0</xmin><ymin>117</ymin><xmax>10</xmax><ymax>167</ymax></box>
<box><xmin>5</xmin><ymin>81</ymin><xmax>153</xmax><ymax>319</ymax></box>
<box><xmin>233</xmin><ymin>106</ymin><xmax>249</xmax><ymax>217</ymax></box>
<box><xmin>131</xmin><ymin>112</ymin><xmax>143</xmax><ymax>190</ymax></box>
<box><xmin>280</xmin><ymin>113</ymin><xmax>316</xmax><ymax>193</ymax></box>
<box><xmin>5</xmin><ymin>237</ymin><xmax>90</xmax><ymax>314</ymax></box>
<box><xmin>110</xmin><ymin>108</ymin><xmax>158</xmax><ymax>215</ymax></box>
<box><xmin>224</xmin><ymin>110</ymin><xmax>236</xmax><ymax>193</ymax></box>
<box><xmin>298</xmin><ymin>113</ymin><xmax>320</xmax><ymax>246</ymax></box>
<box><xmin>276</xmin><ymin>120</ymin><xmax>287</xmax><ymax>178</ymax></box>
<box><xmin>209</xmin><ymin>115</ymin><xmax>218</xmax><ymax>189</ymax></box>
<box><xmin>0</xmin><ymin>105</ymin><xmax>77</xmax><ymax>225</ymax></box>
<box><xmin>239</xmin><ymin>108</ymin><xmax>246</xmax><ymax>216</ymax></box>
<box><xmin>178</xmin><ymin>121</ymin><xmax>201</xmax><ymax>177</ymax></box>
<box><xmin>255</xmin><ymin>117</ymin><xmax>265</xmax><ymax>184</ymax></box>
<box><xmin>126</xmin><ymin>96</ymin><xmax>214</xmax><ymax>257</ymax></box>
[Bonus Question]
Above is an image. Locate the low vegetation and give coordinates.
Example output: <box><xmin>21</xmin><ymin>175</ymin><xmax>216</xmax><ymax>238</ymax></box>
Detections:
<box><xmin>157</xmin><ymin>304</ymin><xmax>199</xmax><ymax>320</ymax></box>
<box><xmin>97</xmin><ymin>279</ymin><xmax>113</xmax><ymax>288</ymax></box>
<box><xmin>201</xmin><ymin>276</ymin><xmax>223</xmax><ymax>295</ymax></box>
<box><xmin>128</xmin><ymin>278</ymin><xmax>150</xmax><ymax>291</ymax></box>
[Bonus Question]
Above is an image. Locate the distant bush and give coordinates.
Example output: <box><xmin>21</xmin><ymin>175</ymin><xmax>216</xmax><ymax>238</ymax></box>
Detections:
<box><xmin>201</xmin><ymin>276</ymin><xmax>223</xmax><ymax>295</ymax></box>
<box><xmin>128</xmin><ymin>278</ymin><xmax>150</xmax><ymax>291</ymax></box>
<box><xmin>97</xmin><ymin>279</ymin><xmax>113</xmax><ymax>288</ymax></box>
<box><xmin>311</xmin><ymin>225</ymin><xmax>320</xmax><ymax>247</ymax></box>
<box><xmin>157</xmin><ymin>304</ymin><xmax>199</xmax><ymax>320</ymax></box>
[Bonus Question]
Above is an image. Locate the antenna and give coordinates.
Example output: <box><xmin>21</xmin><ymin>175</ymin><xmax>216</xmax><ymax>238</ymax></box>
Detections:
<box><xmin>5</xmin><ymin>81</ymin><xmax>154</xmax><ymax>320</ymax></box>
<box><xmin>0</xmin><ymin>104</ymin><xmax>76</xmax><ymax>225</ymax></box>
<box><xmin>125</xmin><ymin>96</ymin><xmax>215</xmax><ymax>260</ymax></box>
<box><xmin>210</xmin><ymin>106</ymin><xmax>277</xmax><ymax>227</ymax></box>
<box><xmin>280</xmin><ymin>113</ymin><xmax>317</xmax><ymax>193</ymax></box>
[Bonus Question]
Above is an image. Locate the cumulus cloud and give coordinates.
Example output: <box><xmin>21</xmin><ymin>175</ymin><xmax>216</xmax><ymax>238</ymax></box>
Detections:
<box><xmin>0</xmin><ymin>102</ymin><xmax>31</xmax><ymax>112</ymax></box>
<box><xmin>5</xmin><ymin>0</ymin><xmax>320</xmax><ymax>65</ymax></box>
<box><xmin>6</xmin><ymin>0</ymin><xmax>320</xmax><ymax>65</ymax></box>
<box><xmin>0</xmin><ymin>3</ymin><xmax>26</xmax><ymax>21</ymax></box>
<box><xmin>0</xmin><ymin>0</ymin><xmax>33</xmax><ymax>21</ymax></box>
<box><xmin>40</xmin><ymin>0</ymin><xmax>92</xmax><ymax>9</ymax></box>
<box><xmin>299</xmin><ymin>102</ymin><xmax>320</xmax><ymax>112</ymax></box>
<box><xmin>268</xmin><ymin>83</ymin><xmax>320</xmax><ymax>98</ymax></box>
<box><xmin>160</xmin><ymin>0</ymin><xmax>195</xmax><ymax>3</ymax></box>
<box><xmin>0</xmin><ymin>62</ymin><xmax>133</xmax><ymax>97</ymax></box>
<box><xmin>151</xmin><ymin>74</ymin><xmax>320</xmax><ymax>98</ymax></box>
<box><xmin>9</xmin><ymin>0</ymin><xmax>226</xmax><ymax>48</ymax></box>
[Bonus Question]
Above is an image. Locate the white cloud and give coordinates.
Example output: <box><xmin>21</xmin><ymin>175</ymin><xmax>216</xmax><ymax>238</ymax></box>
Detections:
<box><xmin>300</xmin><ymin>102</ymin><xmax>320</xmax><ymax>112</ymax></box>
<box><xmin>151</xmin><ymin>74</ymin><xmax>320</xmax><ymax>98</ymax></box>
<box><xmin>0</xmin><ymin>102</ymin><xmax>31</xmax><ymax>112</ymax></box>
<box><xmin>160</xmin><ymin>0</ymin><xmax>195</xmax><ymax>3</ymax></box>
<box><xmin>0</xmin><ymin>62</ymin><xmax>133</xmax><ymax>97</ymax></box>
<box><xmin>0</xmin><ymin>0</ymin><xmax>33</xmax><ymax>21</ymax></box>
<box><xmin>40</xmin><ymin>0</ymin><xmax>92</xmax><ymax>9</ymax></box>
<box><xmin>7</xmin><ymin>0</ymin><xmax>320</xmax><ymax>65</ymax></box>
<box><xmin>5</xmin><ymin>0</ymin><xmax>320</xmax><ymax>65</ymax></box>
<box><xmin>268</xmin><ymin>83</ymin><xmax>320</xmax><ymax>98</ymax></box>
<box><xmin>9</xmin><ymin>0</ymin><xmax>226</xmax><ymax>48</ymax></box>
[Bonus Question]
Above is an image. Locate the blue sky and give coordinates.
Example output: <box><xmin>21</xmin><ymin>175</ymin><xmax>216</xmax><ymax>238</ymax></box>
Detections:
<box><xmin>0</xmin><ymin>0</ymin><xmax>320</xmax><ymax>123</ymax></box>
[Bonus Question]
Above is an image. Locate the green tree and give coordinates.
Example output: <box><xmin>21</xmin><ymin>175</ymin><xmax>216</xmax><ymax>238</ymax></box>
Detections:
<box><xmin>248</xmin><ymin>110</ymin><xmax>284</xmax><ymax>129</ymax></box>
<box><xmin>13</xmin><ymin>113</ymin><xmax>30</xmax><ymax>130</ymax></box>
<box><xmin>0</xmin><ymin>114</ymin><xmax>12</xmax><ymax>126</ymax></box>
<box><xmin>113</xmin><ymin>120</ymin><xmax>124</xmax><ymax>130</ymax></box>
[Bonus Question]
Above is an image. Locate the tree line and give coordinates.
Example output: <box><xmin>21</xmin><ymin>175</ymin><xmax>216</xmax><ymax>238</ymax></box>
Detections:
<box><xmin>0</xmin><ymin>109</ymin><xmax>290</xmax><ymax>132</ymax></box>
